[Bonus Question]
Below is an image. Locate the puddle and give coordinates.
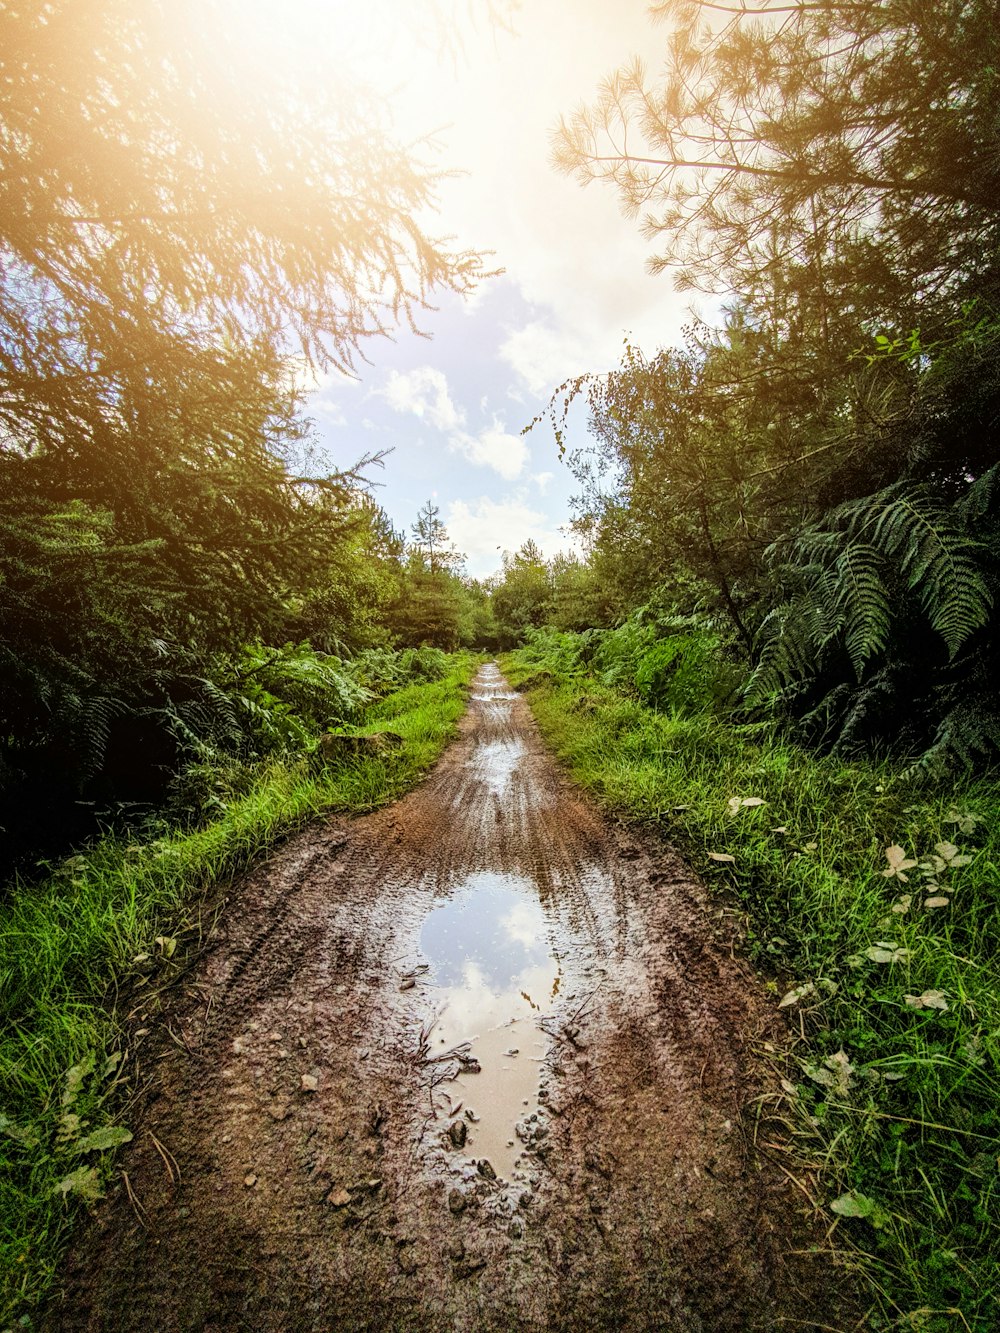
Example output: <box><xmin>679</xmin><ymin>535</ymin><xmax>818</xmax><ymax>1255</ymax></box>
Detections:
<box><xmin>468</xmin><ymin>736</ymin><xmax>525</xmax><ymax>797</ymax></box>
<box><xmin>419</xmin><ymin>870</ymin><xmax>560</xmax><ymax>1180</ymax></box>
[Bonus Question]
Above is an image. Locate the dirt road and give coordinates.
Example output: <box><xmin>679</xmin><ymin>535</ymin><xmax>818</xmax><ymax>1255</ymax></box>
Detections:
<box><xmin>54</xmin><ymin>665</ymin><xmax>848</xmax><ymax>1331</ymax></box>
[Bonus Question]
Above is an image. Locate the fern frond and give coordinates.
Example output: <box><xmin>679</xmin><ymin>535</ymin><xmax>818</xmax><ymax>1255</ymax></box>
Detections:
<box><xmin>867</xmin><ymin>491</ymin><xmax>991</xmax><ymax>655</ymax></box>
<box><xmin>831</xmin><ymin>542</ymin><xmax>892</xmax><ymax>676</ymax></box>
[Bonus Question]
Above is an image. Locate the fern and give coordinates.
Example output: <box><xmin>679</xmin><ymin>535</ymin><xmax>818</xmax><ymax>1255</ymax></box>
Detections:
<box><xmin>747</xmin><ymin>477</ymin><xmax>999</xmax><ymax>765</ymax></box>
<box><xmin>833</xmin><ymin>542</ymin><xmax>892</xmax><ymax>674</ymax></box>
<box><xmin>868</xmin><ymin>490</ymin><xmax>991</xmax><ymax>655</ymax></box>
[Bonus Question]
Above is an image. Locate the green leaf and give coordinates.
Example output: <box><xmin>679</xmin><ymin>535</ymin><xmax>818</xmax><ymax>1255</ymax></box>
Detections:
<box><xmin>0</xmin><ymin>1114</ymin><xmax>41</xmax><ymax>1148</ymax></box>
<box><xmin>53</xmin><ymin>1165</ymin><xmax>104</xmax><ymax>1204</ymax></box>
<box><xmin>830</xmin><ymin>1191</ymin><xmax>889</xmax><ymax>1227</ymax></box>
<box><xmin>803</xmin><ymin>1050</ymin><xmax>854</xmax><ymax>1096</ymax></box>
<box><xmin>74</xmin><ymin>1125</ymin><xmax>133</xmax><ymax>1154</ymax></box>
<box><xmin>830</xmin><ymin>1191</ymin><xmax>873</xmax><ymax>1217</ymax></box>
<box><xmin>62</xmin><ymin>1054</ymin><xmax>95</xmax><ymax>1108</ymax></box>
<box><xmin>944</xmin><ymin>809</ymin><xmax>980</xmax><ymax>835</ymax></box>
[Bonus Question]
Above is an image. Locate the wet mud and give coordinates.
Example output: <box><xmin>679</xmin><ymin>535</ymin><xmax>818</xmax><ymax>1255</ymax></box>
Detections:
<box><xmin>52</xmin><ymin>665</ymin><xmax>850</xmax><ymax>1331</ymax></box>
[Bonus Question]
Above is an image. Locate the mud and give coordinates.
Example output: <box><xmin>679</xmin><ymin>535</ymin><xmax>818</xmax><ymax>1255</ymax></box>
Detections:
<box><xmin>52</xmin><ymin>665</ymin><xmax>850</xmax><ymax>1331</ymax></box>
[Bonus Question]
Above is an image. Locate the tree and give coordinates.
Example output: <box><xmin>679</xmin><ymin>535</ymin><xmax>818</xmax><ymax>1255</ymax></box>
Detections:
<box><xmin>0</xmin><ymin>0</ymin><xmax>489</xmax><ymax>856</ymax></box>
<box><xmin>492</xmin><ymin>541</ymin><xmax>553</xmax><ymax>645</ymax></box>
<box><xmin>549</xmin><ymin>553</ymin><xmax>617</xmax><ymax>632</ymax></box>
<box><xmin>410</xmin><ymin>500</ymin><xmax>465</xmax><ymax>574</ymax></box>
<box><xmin>554</xmin><ymin>0</ymin><xmax>1000</xmax><ymax>327</ymax></box>
<box><xmin>388</xmin><ymin>557</ymin><xmax>466</xmax><ymax>651</ymax></box>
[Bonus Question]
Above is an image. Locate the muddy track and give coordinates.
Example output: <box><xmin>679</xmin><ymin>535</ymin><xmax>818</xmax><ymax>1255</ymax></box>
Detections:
<box><xmin>52</xmin><ymin>666</ymin><xmax>850</xmax><ymax>1332</ymax></box>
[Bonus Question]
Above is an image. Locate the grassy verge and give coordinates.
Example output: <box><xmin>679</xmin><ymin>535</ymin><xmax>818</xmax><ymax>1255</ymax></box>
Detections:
<box><xmin>503</xmin><ymin>650</ymin><xmax>1000</xmax><ymax>1332</ymax></box>
<box><xmin>0</xmin><ymin>655</ymin><xmax>476</xmax><ymax>1325</ymax></box>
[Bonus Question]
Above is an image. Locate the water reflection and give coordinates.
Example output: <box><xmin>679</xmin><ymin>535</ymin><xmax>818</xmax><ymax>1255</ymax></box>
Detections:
<box><xmin>467</xmin><ymin>737</ymin><xmax>524</xmax><ymax>798</ymax></box>
<box><xmin>419</xmin><ymin>870</ymin><xmax>559</xmax><ymax>1179</ymax></box>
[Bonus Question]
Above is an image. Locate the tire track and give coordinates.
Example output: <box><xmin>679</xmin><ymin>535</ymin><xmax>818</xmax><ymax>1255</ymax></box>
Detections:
<box><xmin>51</xmin><ymin>664</ymin><xmax>852</xmax><ymax>1332</ymax></box>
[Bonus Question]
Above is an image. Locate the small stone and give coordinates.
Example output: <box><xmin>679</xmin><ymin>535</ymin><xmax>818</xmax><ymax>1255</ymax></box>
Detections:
<box><xmin>448</xmin><ymin>1239</ymin><xmax>465</xmax><ymax>1261</ymax></box>
<box><xmin>243</xmin><ymin>1174</ymin><xmax>257</xmax><ymax>1188</ymax></box>
<box><xmin>454</xmin><ymin>1257</ymin><xmax>487</xmax><ymax>1281</ymax></box>
<box><xmin>399</xmin><ymin>977</ymin><xmax>416</xmax><ymax>992</ymax></box>
<box><xmin>448</xmin><ymin>1188</ymin><xmax>467</xmax><ymax>1214</ymax></box>
<box><xmin>301</xmin><ymin>1073</ymin><xmax>319</xmax><ymax>1093</ymax></box>
<box><xmin>327</xmin><ymin>1187</ymin><xmax>352</xmax><ymax>1208</ymax></box>
<box><xmin>448</xmin><ymin>1119</ymin><xmax>468</xmax><ymax>1150</ymax></box>
<box><xmin>477</xmin><ymin>1159</ymin><xmax>497</xmax><ymax>1181</ymax></box>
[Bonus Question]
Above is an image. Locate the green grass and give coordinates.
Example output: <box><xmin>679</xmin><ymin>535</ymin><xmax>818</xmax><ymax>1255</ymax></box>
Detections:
<box><xmin>0</xmin><ymin>655</ymin><xmax>476</xmax><ymax>1325</ymax></box>
<box><xmin>503</xmin><ymin>650</ymin><xmax>1000</xmax><ymax>1333</ymax></box>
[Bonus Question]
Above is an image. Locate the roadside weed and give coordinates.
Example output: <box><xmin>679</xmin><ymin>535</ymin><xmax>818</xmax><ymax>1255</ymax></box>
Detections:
<box><xmin>504</xmin><ymin>650</ymin><xmax>1000</xmax><ymax>1332</ymax></box>
<box><xmin>0</xmin><ymin>657</ymin><xmax>476</xmax><ymax>1324</ymax></box>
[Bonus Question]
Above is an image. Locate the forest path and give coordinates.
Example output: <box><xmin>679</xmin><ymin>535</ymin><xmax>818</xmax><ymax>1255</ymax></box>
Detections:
<box><xmin>53</xmin><ymin>664</ymin><xmax>845</xmax><ymax>1332</ymax></box>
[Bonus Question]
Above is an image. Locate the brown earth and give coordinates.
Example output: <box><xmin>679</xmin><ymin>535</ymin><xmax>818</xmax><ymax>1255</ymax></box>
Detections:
<box><xmin>50</xmin><ymin>665</ymin><xmax>853</xmax><ymax>1332</ymax></box>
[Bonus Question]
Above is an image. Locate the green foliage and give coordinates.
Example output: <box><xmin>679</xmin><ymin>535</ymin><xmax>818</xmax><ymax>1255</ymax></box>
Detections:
<box><xmin>490</xmin><ymin>540</ymin><xmax>554</xmax><ymax>647</ymax></box>
<box><xmin>748</xmin><ymin>475</ymin><xmax>1000</xmax><ymax>768</ymax></box>
<box><xmin>387</xmin><ymin>562</ymin><xmax>468</xmax><ymax>651</ymax></box>
<box><xmin>0</xmin><ymin>2</ymin><xmax>486</xmax><ymax>871</ymax></box>
<box><xmin>508</xmin><ymin>641</ymin><xmax>1000</xmax><ymax>1331</ymax></box>
<box><xmin>543</xmin><ymin>0</ymin><xmax>1000</xmax><ymax>774</ymax></box>
<box><xmin>222</xmin><ymin>642</ymin><xmax>374</xmax><ymax>739</ymax></box>
<box><xmin>555</xmin><ymin>0</ymin><xmax>1000</xmax><ymax>320</ymax></box>
<box><xmin>516</xmin><ymin>612</ymin><xmax>740</xmax><ymax>717</ymax></box>
<box><xmin>633</xmin><ymin>633</ymin><xmax>736</xmax><ymax>714</ymax></box>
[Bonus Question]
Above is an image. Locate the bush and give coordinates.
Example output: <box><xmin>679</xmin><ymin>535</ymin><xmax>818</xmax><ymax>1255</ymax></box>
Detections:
<box><xmin>521</xmin><ymin>614</ymin><xmax>742</xmax><ymax>717</ymax></box>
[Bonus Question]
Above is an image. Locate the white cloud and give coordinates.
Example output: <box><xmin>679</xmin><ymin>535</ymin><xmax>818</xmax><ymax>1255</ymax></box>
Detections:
<box><xmin>451</xmin><ymin>417</ymin><xmax>528</xmax><ymax>481</ymax></box>
<box><xmin>294</xmin><ymin>363</ymin><xmax>359</xmax><ymax>429</ymax></box>
<box><xmin>447</xmin><ymin>496</ymin><xmax>580</xmax><ymax>577</ymax></box>
<box><xmin>402</xmin><ymin>0</ymin><xmax>711</xmax><ymax>397</ymax></box>
<box><xmin>380</xmin><ymin>366</ymin><xmax>466</xmax><ymax>432</ymax></box>
<box><xmin>499</xmin><ymin>321</ymin><xmax>590</xmax><ymax>399</ymax></box>
<box><xmin>532</xmin><ymin>472</ymin><xmax>554</xmax><ymax>494</ymax></box>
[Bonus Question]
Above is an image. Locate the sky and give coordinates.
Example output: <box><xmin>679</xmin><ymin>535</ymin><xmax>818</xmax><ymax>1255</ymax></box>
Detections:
<box><xmin>290</xmin><ymin>1</ymin><xmax>714</xmax><ymax>578</ymax></box>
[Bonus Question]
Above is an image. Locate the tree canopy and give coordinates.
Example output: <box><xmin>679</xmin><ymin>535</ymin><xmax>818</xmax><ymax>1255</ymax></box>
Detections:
<box><xmin>544</xmin><ymin>0</ymin><xmax>1000</xmax><ymax>768</ymax></box>
<box><xmin>0</xmin><ymin>0</ymin><xmax>491</xmax><ymax>863</ymax></box>
<box><xmin>555</xmin><ymin>0</ymin><xmax>1000</xmax><ymax>331</ymax></box>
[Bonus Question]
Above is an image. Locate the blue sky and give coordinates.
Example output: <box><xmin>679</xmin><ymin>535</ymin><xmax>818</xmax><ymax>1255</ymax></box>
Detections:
<box><xmin>295</xmin><ymin>1</ymin><xmax>717</xmax><ymax>578</ymax></box>
<box><xmin>307</xmin><ymin>280</ymin><xmax>586</xmax><ymax>577</ymax></box>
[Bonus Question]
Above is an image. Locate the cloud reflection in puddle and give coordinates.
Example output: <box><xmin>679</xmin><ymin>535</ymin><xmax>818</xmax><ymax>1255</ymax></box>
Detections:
<box><xmin>419</xmin><ymin>870</ymin><xmax>559</xmax><ymax>1179</ymax></box>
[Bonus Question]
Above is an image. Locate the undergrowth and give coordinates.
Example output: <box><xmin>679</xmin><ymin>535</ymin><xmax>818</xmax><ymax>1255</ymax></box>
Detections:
<box><xmin>0</xmin><ymin>655</ymin><xmax>476</xmax><ymax>1325</ymax></box>
<box><xmin>504</xmin><ymin>644</ymin><xmax>1000</xmax><ymax>1333</ymax></box>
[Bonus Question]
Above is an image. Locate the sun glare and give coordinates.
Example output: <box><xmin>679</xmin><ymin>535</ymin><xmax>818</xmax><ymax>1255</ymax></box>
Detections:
<box><xmin>225</xmin><ymin>0</ymin><xmax>454</xmax><ymax>114</ymax></box>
